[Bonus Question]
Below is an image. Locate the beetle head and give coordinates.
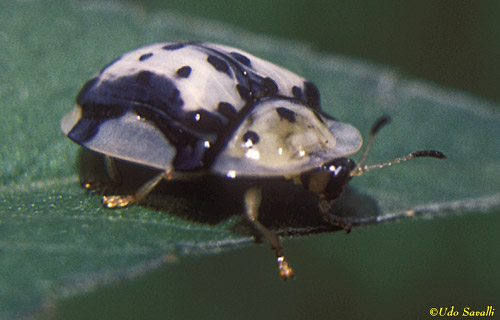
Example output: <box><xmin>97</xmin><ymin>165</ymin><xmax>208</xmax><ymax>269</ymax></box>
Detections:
<box><xmin>299</xmin><ymin>116</ymin><xmax>447</xmax><ymax>201</ymax></box>
<box><xmin>300</xmin><ymin>157</ymin><xmax>356</xmax><ymax>200</ymax></box>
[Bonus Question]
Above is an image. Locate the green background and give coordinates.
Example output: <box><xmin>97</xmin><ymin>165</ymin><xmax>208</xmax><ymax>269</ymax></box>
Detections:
<box><xmin>135</xmin><ymin>0</ymin><xmax>500</xmax><ymax>106</ymax></box>
<box><xmin>53</xmin><ymin>1</ymin><xmax>500</xmax><ymax>318</ymax></box>
<box><xmin>0</xmin><ymin>1</ymin><xmax>498</xmax><ymax>319</ymax></box>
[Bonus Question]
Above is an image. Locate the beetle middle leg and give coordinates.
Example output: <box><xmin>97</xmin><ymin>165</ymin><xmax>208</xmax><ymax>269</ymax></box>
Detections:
<box><xmin>81</xmin><ymin>155</ymin><xmax>123</xmax><ymax>194</ymax></box>
<box><xmin>101</xmin><ymin>170</ymin><xmax>170</xmax><ymax>208</ymax></box>
<box><xmin>318</xmin><ymin>196</ymin><xmax>352</xmax><ymax>233</ymax></box>
<box><xmin>244</xmin><ymin>185</ymin><xmax>294</xmax><ymax>280</ymax></box>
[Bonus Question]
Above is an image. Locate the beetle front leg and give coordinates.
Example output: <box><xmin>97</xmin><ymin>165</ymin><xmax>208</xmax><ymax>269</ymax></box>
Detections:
<box><xmin>244</xmin><ymin>186</ymin><xmax>294</xmax><ymax>280</ymax></box>
<box><xmin>81</xmin><ymin>156</ymin><xmax>122</xmax><ymax>194</ymax></box>
<box><xmin>102</xmin><ymin>170</ymin><xmax>169</xmax><ymax>208</ymax></box>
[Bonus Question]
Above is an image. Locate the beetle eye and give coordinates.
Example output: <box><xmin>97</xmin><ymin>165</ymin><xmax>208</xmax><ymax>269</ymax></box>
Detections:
<box><xmin>299</xmin><ymin>158</ymin><xmax>355</xmax><ymax>199</ymax></box>
<box><xmin>322</xmin><ymin>158</ymin><xmax>355</xmax><ymax>200</ymax></box>
<box><xmin>327</xmin><ymin>165</ymin><xmax>342</xmax><ymax>175</ymax></box>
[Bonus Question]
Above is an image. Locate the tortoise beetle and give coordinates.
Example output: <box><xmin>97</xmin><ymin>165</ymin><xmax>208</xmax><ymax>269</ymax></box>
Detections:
<box><xmin>62</xmin><ymin>41</ymin><xmax>446</xmax><ymax>279</ymax></box>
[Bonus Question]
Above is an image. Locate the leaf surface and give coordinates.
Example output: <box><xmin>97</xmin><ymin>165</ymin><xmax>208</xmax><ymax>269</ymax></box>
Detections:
<box><xmin>0</xmin><ymin>1</ymin><xmax>499</xmax><ymax>318</ymax></box>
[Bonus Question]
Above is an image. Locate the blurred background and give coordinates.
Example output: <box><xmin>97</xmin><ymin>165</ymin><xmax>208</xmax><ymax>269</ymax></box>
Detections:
<box><xmin>49</xmin><ymin>1</ymin><xmax>499</xmax><ymax>319</ymax></box>
<box><xmin>131</xmin><ymin>0</ymin><xmax>500</xmax><ymax>105</ymax></box>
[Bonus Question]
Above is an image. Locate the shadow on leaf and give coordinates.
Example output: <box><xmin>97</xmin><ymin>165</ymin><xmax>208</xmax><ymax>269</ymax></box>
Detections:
<box><xmin>77</xmin><ymin>148</ymin><xmax>381</xmax><ymax>236</ymax></box>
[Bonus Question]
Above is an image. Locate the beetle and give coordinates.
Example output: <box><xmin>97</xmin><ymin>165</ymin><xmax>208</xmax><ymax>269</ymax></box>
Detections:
<box><xmin>61</xmin><ymin>41</ymin><xmax>446</xmax><ymax>279</ymax></box>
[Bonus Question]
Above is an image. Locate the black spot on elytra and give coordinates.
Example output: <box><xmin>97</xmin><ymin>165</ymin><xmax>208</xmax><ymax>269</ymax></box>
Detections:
<box><xmin>132</xmin><ymin>70</ymin><xmax>183</xmax><ymax>115</ymax></box>
<box><xmin>207</xmin><ymin>55</ymin><xmax>231</xmax><ymax>77</ymax></box>
<box><xmin>84</xmin><ymin>70</ymin><xmax>183</xmax><ymax>118</ymax></box>
<box><xmin>68</xmin><ymin>106</ymin><xmax>125</xmax><ymax>143</ymax></box>
<box><xmin>263</xmin><ymin>77</ymin><xmax>278</xmax><ymax>95</ymax></box>
<box><xmin>183</xmin><ymin>110</ymin><xmax>224</xmax><ymax>133</ymax></box>
<box><xmin>236</xmin><ymin>84</ymin><xmax>250</xmax><ymax>100</ymax></box>
<box><xmin>176</xmin><ymin>66</ymin><xmax>192</xmax><ymax>78</ymax></box>
<box><xmin>135</xmin><ymin>106</ymin><xmax>212</xmax><ymax>172</ymax></box>
<box><xmin>162</xmin><ymin>43</ymin><xmax>185</xmax><ymax>50</ymax></box>
<box><xmin>230</xmin><ymin>52</ymin><xmax>251</xmax><ymax>67</ymax></box>
<box><xmin>68</xmin><ymin>101</ymin><xmax>126</xmax><ymax>143</ymax></box>
<box><xmin>292</xmin><ymin>86</ymin><xmax>303</xmax><ymax>99</ymax></box>
<box><xmin>217</xmin><ymin>102</ymin><xmax>237</xmax><ymax>119</ymax></box>
<box><xmin>276</xmin><ymin>107</ymin><xmax>296</xmax><ymax>123</ymax></box>
<box><xmin>133</xmin><ymin>71</ymin><xmax>183</xmax><ymax>109</ymax></box>
<box><xmin>304</xmin><ymin>81</ymin><xmax>320</xmax><ymax>110</ymax></box>
<box><xmin>138</xmin><ymin>53</ymin><xmax>153</xmax><ymax>61</ymax></box>
<box><xmin>73</xmin><ymin>69</ymin><xmax>192</xmax><ymax>164</ymax></box>
<box><xmin>242</xmin><ymin>130</ymin><xmax>260</xmax><ymax>145</ymax></box>
<box><xmin>136</xmin><ymin>70</ymin><xmax>153</xmax><ymax>85</ymax></box>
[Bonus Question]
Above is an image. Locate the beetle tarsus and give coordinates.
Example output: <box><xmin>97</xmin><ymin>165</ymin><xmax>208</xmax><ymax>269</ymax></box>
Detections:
<box><xmin>81</xmin><ymin>179</ymin><xmax>105</xmax><ymax>193</ymax></box>
<box><xmin>277</xmin><ymin>256</ymin><xmax>294</xmax><ymax>280</ymax></box>
<box><xmin>102</xmin><ymin>195</ymin><xmax>138</xmax><ymax>208</ymax></box>
<box><xmin>81</xmin><ymin>179</ymin><xmax>122</xmax><ymax>197</ymax></box>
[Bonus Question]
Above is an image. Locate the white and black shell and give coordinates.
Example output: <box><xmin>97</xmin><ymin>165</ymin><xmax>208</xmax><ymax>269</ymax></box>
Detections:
<box><xmin>61</xmin><ymin>41</ymin><xmax>362</xmax><ymax>179</ymax></box>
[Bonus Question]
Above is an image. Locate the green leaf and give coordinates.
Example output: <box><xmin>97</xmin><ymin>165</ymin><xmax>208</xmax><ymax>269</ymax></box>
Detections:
<box><xmin>0</xmin><ymin>1</ymin><xmax>499</xmax><ymax>319</ymax></box>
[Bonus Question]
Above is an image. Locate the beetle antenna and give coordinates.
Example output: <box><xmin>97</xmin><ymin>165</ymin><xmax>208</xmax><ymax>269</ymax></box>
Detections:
<box><xmin>351</xmin><ymin>150</ymin><xmax>446</xmax><ymax>176</ymax></box>
<box><xmin>351</xmin><ymin>116</ymin><xmax>447</xmax><ymax>177</ymax></box>
<box><xmin>355</xmin><ymin>116</ymin><xmax>391</xmax><ymax>169</ymax></box>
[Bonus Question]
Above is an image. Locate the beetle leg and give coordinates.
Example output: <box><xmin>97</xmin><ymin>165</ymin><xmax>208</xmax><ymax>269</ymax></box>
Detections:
<box><xmin>244</xmin><ymin>186</ymin><xmax>294</xmax><ymax>280</ymax></box>
<box><xmin>318</xmin><ymin>196</ymin><xmax>352</xmax><ymax>233</ymax></box>
<box><xmin>81</xmin><ymin>156</ymin><xmax>122</xmax><ymax>194</ymax></box>
<box><xmin>102</xmin><ymin>170</ymin><xmax>170</xmax><ymax>208</ymax></box>
<box><xmin>104</xmin><ymin>155</ymin><xmax>123</xmax><ymax>185</ymax></box>
<box><xmin>81</xmin><ymin>179</ymin><xmax>105</xmax><ymax>194</ymax></box>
